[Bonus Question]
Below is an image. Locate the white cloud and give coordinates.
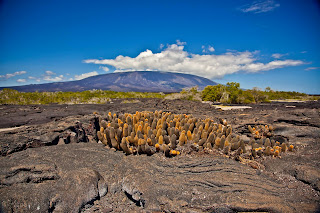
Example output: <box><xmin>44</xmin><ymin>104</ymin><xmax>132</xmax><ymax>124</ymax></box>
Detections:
<box><xmin>271</xmin><ymin>53</ymin><xmax>287</xmax><ymax>59</ymax></box>
<box><xmin>0</xmin><ymin>71</ymin><xmax>27</xmax><ymax>79</ymax></box>
<box><xmin>240</xmin><ymin>0</ymin><xmax>280</xmax><ymax>13</ymax></box>
<box><xmin>5</xmin><ymin>71</ymin><xmax>68</xmax><ymax>83</ymax></box>
<box><xmin>202</xmin><ymin>45</ymin><xmax>206</xmax><ymax>53</ymax></box>
<box><xmin>301</xmin><ymin>51</ymin><xmax>307</xmax><ymax>54</ymax></box>
<box><xmin>16</xmin><ymin>79</ymin><xmax>26</xmax><ymax>83</ymax></box>
<box><xmin>99</xmin><ymin>66</ymin><xmax>110</xmax><ymax>72</ymax></box>
<box><xmin>242</xmin><ymin>60</ymin><xmax>304</xmax><ymax>72</ymax></box>
<box><xmin>202</xmin><ymin>45</ymin><xmax>215</xmax><ymax>53</ymax></box>
<box><xmin>83</xmin><ymin>41</ymin><xmax>304</xmax><ymax>79</ymax></box>
<box><xmin>0</xmin><ymin>71</ymin><xmax>64</xmax><ymax>83</ymax></box>
<box><xmin>28</xmin><ymin>76</ymin><xmax>42</xmax><ymax>82</ymax></box>
<box><xmin>74</xmin><ymin>71</ymin><xmax>98</xmax><ymax>80</ymax></box>
<box><xmin>176</xmin><ymin>40</ymin><xmax>186</xmax><ymax>46</ymax></box>
<box><xmin>45</xmin><ymin>70</ymin><xmax>55</xmax><ymax>75</ymax></box>
<box><xmin>41</xmin><ymin>71</ymin><xmax>66</xmax><ymax>82</ymax></box>
<box><xmin>208</xmin><ymin>46</ymin><xmax>215</xmax><ymax>52</ymax></box>
<box><xmin>43</xmin><ymin>74</ymin><xmax>64</xmax><ymax>82</ymax></box>
<box><xmin>160</xmin><ymin>44</ymin><xmax>164</xmax><ymax>49</ymax></box>
<box><xmin>305</xmin><ymin>67</ymin><xmax>319</xmax><ymax>71</ymax></box>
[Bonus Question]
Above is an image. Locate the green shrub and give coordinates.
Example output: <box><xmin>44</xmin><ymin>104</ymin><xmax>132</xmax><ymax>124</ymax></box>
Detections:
<box><xmin>249</xmin><ymin>87</ymin><xmax>268</xmax><ymax>103</ymax></box>
<box><xmin>201</xmin><ymin>84</ymin><xmax>225</xmax><ymax>102</ymax></box>
<box><xmin>240</xmin><ymin>90</ymin><xmax>255</xmax><ymax>104</ymax></box>
<box><xmin>178</xmin><ymin>86</ymin><xmax>201</xmax><ymax>101</ymax></box>
<box><xmin>225</xmin><ymin>82</ymin><xmax>242</xmax><ymax>104</ymax></box>
<box><xmin>202</xmin><ymin>82</ymin><xmax>243</xmax><ymax>104</ymax></box>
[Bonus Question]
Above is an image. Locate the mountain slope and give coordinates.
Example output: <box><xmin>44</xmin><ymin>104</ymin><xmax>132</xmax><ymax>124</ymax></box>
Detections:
<box><xmin>1</xmin><ymin>71</ymin><xmax>216</xmax><ymax>93</ymax></box>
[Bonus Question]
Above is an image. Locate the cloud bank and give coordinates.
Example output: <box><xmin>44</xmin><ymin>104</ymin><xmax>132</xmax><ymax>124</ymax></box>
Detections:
<box><xmin>84</xmin><ymin>42</ymin><xmax>304</xmax><ymax>79</ymax></box>
<box><xmin>240</xmin><ymin>0</ymin><xmax>280</xmax><ymax>13</ymax></box>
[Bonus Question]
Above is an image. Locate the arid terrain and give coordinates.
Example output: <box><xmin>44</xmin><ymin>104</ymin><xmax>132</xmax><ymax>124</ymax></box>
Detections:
<box><xmin>0</xmin><ymin>99</ymin><xmax>319</xmax><ymax>212</ymax></box>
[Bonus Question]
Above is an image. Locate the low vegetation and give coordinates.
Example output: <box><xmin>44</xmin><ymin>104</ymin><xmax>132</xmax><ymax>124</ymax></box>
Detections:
<box><xmin>0</xmin><ymin>82</ymin><xmax>318</xmax><ymax>105</ymax></box>
<box><xmin>201</xmin><ymin>82</ymin><xmax>317</xmax><ymax>104</ymax></box>
<box><xmin>165</xmin><ymin>86</ymin><xmax>202</xmax><ymax>101</ymax></box>
<box><xmin>0</xmin><ymin>89</ymin><xmax>164</xmax><ymax>105</ymax></box>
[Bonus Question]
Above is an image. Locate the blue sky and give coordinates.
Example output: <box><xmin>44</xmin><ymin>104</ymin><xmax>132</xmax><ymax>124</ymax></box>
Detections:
<box><xmin>0</xmin><ymin>0</ymin><xmax>319</xmax><ymax>94</ymax></box>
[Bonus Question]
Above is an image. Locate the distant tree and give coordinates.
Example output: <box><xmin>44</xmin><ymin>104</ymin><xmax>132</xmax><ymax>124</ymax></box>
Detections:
<box><xmin>251</xmin><ymin>87</ymin><xmax>267</xmax><ymax>103</ymax></box>
<box><xmin>180</xmin><ymin>89</ymin><xmax>187</xmax><ymax>95</ymax></box>
<box><xmin>201</xmin><ymin>84</ymin><xmax>225</xmax><ymax>102</ymax></box>
<box><xmin>265</xmin><ymin>86</ymin><xmax>272</xmax><ymax>92</ymax></box>
<box><xmin>190</xmin><ymin>86</ymin><xmax>198</xmax><ymax>95</ymax></box>
<box><xmin>240</xmin><ymin>90</ymin><xmax>255</xmax><ymax>104</ymax></box>
<box><xmin>226</xmin><ymin>82</ymin><xmax>242</xmax><ymax>104</ymax></box>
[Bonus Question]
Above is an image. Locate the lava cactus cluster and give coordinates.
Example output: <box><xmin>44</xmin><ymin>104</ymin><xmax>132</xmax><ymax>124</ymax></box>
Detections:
<box><xmin>247</xmin><ymin>124</ymin><xmax>294</xmax><ymax>158</ymax></box>
<box><xmin>96</xmin><ymin>110</ymin><xmax>294</xmax><ymax>159</ymax></box>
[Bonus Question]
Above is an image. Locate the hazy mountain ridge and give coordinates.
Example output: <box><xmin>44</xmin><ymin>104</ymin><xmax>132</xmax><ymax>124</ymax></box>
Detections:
<box><xmin>1</xmin><ymin>71</ymin><xmax>216</xmax><ymax>93</ymax></box>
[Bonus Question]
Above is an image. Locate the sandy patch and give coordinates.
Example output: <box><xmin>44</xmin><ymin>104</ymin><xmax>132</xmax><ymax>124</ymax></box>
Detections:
<box><xmin>270</xmin><ymin>99</ymin><xmax>307</xmax><ymax>103</ymax></box>
<box><xmin>0</xmin><ymin>126</ymin><xmax>26</xmax><ymax>132</ymax></box>
<box><xmin>212</xmin><ymin>105</ymin><xmax>252</xmax><ymax>110</ymax></box>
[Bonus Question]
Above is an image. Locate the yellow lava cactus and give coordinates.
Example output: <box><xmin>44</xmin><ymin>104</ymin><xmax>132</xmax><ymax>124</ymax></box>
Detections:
<box><xmin>95</xmin><ymin>110</ymin><xmax>295</xmax><ymax>160</ymax></box>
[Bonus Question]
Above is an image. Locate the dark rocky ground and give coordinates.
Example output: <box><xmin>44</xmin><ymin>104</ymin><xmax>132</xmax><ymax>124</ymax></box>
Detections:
<box><xmin>0</xmin><ymin>99</ymin><xmax>319</xmax><ymax>213</ymax></box>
